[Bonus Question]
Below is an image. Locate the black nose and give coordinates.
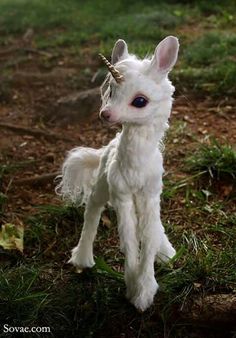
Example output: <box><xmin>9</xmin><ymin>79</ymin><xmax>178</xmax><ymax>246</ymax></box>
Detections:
<box><xmin>100</xmin><ymin>110</ymin><xmax>111</xmax><ymax>121</ymax></box>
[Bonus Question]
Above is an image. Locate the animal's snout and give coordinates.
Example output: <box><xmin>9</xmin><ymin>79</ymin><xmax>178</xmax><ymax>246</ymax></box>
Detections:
<box><xmin>100</xmin><ymin>109</ymin><xmax>111</xmax><ymax>122</ymax></box>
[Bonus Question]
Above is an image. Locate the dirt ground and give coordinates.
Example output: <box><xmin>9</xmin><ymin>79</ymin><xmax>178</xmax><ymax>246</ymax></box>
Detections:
<box><xmin>0</xmin><ymin>42</ymin><xmax>235</xmax><ymax>225</ymax></box>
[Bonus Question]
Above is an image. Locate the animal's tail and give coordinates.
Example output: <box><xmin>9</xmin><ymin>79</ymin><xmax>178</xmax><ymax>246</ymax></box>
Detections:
<box><xmin>56</xmin><ymin>147</ymin><xmax>103</xmax><ymax>205</ymax></box>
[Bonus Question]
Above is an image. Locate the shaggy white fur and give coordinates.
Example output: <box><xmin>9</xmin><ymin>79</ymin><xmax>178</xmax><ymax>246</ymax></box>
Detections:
<box><xmin>57</xmin><ymin>36</ymin><xmax>179</xmax><ymax>312</ymax></box>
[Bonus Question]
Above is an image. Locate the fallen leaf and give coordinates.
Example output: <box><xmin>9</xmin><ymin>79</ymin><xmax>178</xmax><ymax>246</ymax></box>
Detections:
<box><xmin>220</xmin><ymin>184</ymin><xmax>233</xmax><ymax>197</ymax></box>
<box><xmin>193</xmin><ymin>282</ymin><xmax>202</xmax><ymax>289</ymax></box>
<box><xmin>101</xmin><ymin>214</ymin><xmax>112</xmax><ymax>228</ymax></box>
<box><xmin>0</xmin><ymin>222</ymin><xmax>24</xmax><ymax>252</ymax></box>
<box><xmin>183</xmin><ymin>115</ymin><xmax>194</xmax><ymax>123</ymax></box>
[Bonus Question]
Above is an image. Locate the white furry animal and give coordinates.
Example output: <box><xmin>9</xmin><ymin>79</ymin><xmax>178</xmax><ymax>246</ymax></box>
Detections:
<box><xmin>57</xmin><ymin>36</ymin><xmax>179</xmax><ymax>312</ymax></box>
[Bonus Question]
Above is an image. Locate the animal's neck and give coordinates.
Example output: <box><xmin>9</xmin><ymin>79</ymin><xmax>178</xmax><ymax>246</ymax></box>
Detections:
<box><xmin>117</xmin><ymin>119</ymin><xmax>166</xmax><ymax>166</ymax></box>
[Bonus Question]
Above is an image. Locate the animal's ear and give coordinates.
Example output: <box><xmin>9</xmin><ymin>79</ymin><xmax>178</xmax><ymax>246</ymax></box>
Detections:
<box><xmin>148</xmin><ymin>36</ymin><xmax>179</xmax><ymax>77</ymax></box>
<box><xmin>111</xmin><ymin>39</ymin><xmax>129</xmax><ymax>64</ymax></box>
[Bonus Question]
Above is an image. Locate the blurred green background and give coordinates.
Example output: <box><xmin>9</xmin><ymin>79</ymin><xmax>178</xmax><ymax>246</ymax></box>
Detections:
<box><xmin>1</xmin><ymin>0</ymin><xmax>236</xmax><ymax>96</ymax></box>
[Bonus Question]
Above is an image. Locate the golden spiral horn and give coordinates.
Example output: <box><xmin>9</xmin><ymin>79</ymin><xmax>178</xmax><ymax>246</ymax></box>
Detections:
<box><xmin>99</xmin><ymin>53</ymin><xmax>124</xmax><ymax>84</ymax></box>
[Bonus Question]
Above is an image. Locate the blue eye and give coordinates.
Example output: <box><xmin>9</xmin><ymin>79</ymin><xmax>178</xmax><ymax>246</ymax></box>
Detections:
<box><xmin>131</xmin><ymin>96</ymin><xmax>148</xmax><ymax>108</ymax></box>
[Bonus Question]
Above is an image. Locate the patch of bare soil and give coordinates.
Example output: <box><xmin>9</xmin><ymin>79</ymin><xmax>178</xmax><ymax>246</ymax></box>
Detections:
<box><xmin>173</xmin><ymin>94</ymin><xmax>236</xmax><ymax>141</ymax></box>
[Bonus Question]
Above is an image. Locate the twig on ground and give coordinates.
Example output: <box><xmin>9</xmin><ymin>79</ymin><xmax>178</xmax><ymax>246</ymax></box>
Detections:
<box><xmin>0</xmin><ymin>122</ymin><xmax>75</xmax><ymax>143</ymax></box>
<box><xmin>14</xmin><ymin>172</ymin><xmax>60</xmax><ymax>187</ymax></box>
<box><xmin>0</xmin><ymin>46</ymin><xmax>53</xmax><ymax>58</ymax></box>
<box><xmin>183</xmin><ymin>293</ymin><xmax>236</xmax><ymax>325</ymax></box>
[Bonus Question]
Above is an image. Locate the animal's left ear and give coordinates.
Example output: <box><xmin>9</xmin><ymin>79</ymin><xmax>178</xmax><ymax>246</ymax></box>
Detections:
<box><xmin>148</xmin><ymin>36</ymin><xmax>179</xmax><ymax>77</ymax></box>
<box><xmin>111</xmin><ymin>39</ymin><xmax>129</xmax><ymax>64</ymax></box>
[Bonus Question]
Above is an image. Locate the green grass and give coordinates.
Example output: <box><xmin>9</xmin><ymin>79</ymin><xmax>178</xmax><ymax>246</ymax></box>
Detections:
<box><xmin>184</xmin><ymin>32</ymin><xmax>236</xmax><ymax>66</ymax></box>
<box><xmin>0</xmin><ymin>0</ymin><xmax>186</xmax><ymax>65</ymax></box>
<box><xmin>1</xmin><ymin>219</ymin><xmax>235</xmax><ymax>337</ymax></box>
<box><xmin>0</xmin><ymin>257</ymin><xmax>127</xmax><ymax>336</ymax></box>
<box><xmin>0</xmin><ymin>0</ymin><xmax>184</xmax><ymax>49</ymax></box>
<box><xmin>175</xmin><ymin>61</ymin><xmax>236</xmax><ymax>95</ymax></box>
<box><xmin>0</xmin><ymin>266</ymin><xmax>51</xmax><ymax>325</ymax></box>
<box><xmin>0</xmin><ymin>193</ymin><xmax>7</xmax><ymax>215</ymax></box>
<box><xmin>186</xmin><ymin>140</ymin><xmax>236</xmax><ymax>180</ymax></box>
<box><xmin>25</xmin><ymin>205</ymin><xmax>84</xmax><ymax>259</ymax></box>
<box><xmin>177</xmin><ymin>31</ymin><xmax>236</xmax><ymax>95</ymax></box>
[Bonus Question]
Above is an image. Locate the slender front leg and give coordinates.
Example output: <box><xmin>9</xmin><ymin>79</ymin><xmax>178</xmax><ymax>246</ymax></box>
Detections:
<box><xmin>69</xmin><ymin>176</ymin><xmax>109</xmax><ymax>270</ymax></box>
<box><xmin>112</xmin><ymin>195</ymin><xmax>139</xmax><ymax>300</ymax></box>
<box><xmin>156</xmin><ymin>233</ymin><xmax>176</xmax><ymax>263</ymax></box>
<box><xmin>131</xmin><ymin>196</ymin><xmax>162</xmax><ymax>312</ymax></box>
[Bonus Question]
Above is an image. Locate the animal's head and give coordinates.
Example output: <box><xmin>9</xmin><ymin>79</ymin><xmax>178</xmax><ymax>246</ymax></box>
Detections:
<box><xmin>99</xmin><ymin>36</ymin><xmax>179</xmax><ymax>126</ymax></box>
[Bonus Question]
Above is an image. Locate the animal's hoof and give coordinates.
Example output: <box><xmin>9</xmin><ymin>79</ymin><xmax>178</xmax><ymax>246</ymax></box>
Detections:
<box><xmin>156</xmin><ymin>245</ymin><xmax>176</xmax><ymax>263</ymax></box>
<box><xmin>68</xmin><ymin>246</ymin><xmax>95</xmax><ymax>270</ymax></box>
<box><xmin>132</xmin><ymin>295</ymin><xmax>154</xmax><ymax>312</ymax></box>
<box><xmin>75</xmin><ymin>267</ymin><xmax>83</xmax><ymax>274</ymax></box>
<box><xmin>131</xmin><ymin>281</ymin><xmax>159</xmax><ymax>312</ymax></box>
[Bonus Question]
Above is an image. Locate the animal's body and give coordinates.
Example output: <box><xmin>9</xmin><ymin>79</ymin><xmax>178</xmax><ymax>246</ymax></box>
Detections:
<box><xmin>57</xmin><ymin>36</ymin><xmax>179</xmax><ymax>311</ymax></box>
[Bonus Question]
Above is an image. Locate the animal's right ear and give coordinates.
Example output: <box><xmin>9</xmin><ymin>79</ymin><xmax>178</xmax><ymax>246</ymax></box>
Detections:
<box><xmin>111</xmin><ymin>39</ymin><xmax>129</xmax><ymax>64</ymax></box>
<box><xmin>147</xmin><ymin>36</ymin><xmax>179</xmax><ymax>78</ymax></box>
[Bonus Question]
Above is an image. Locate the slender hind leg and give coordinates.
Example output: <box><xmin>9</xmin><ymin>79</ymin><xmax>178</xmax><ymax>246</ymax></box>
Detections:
<box><xmin>69</xmin><ymin>175</ymin><xmax>109</xmax><ymax>270</ymax></box>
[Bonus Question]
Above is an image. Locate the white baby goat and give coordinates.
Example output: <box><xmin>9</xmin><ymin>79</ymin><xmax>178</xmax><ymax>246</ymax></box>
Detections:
<box><xmin>57</xmin><ymin>36</ymin><xmax>179</xmax><ymax>312</ymax></box>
